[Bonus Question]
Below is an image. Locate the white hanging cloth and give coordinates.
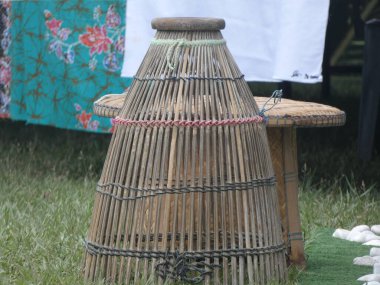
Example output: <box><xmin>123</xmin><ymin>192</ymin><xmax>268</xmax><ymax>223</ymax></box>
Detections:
<box><xmin>121</xmin><ymin>0</ymin><xmax>330</xmax><ymax>83</ymax></box>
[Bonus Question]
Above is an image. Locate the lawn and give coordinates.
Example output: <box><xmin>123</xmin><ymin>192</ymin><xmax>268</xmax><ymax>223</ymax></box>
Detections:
<box><xmin>1</xmin><ymin>77</ymin><xmax>380</xmax><ymax>284</ymax></box>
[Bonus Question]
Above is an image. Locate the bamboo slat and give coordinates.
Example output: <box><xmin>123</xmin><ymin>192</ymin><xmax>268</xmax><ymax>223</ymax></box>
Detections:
<box><xmin>84</xmin><ymin>17</ymin><xmax>287</xmax><ymax>285</ymax></box>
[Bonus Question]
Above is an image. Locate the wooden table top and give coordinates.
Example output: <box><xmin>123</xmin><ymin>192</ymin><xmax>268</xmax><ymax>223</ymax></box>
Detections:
<box><xmin>94</xmin><ymin>93</ymin><xmax>345</xmax><ymax>128</ymax></box>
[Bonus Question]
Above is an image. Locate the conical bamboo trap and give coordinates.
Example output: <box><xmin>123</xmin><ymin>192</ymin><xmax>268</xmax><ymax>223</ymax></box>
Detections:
<box><xmin>83</xmin><ymin>17</ymin><xmax>287</xmax><ymax>285</ymax></box>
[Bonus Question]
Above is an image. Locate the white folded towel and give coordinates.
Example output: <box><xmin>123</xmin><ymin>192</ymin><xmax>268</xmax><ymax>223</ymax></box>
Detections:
<box><xmin>372</xmin><ymin>225</ymin><xmax>380</xmax><ymax>235</ymax></box>
<box><xmin>354</xmin><ymin>256</ymin><xmax>380</xmax><ymax>266</ymax></box>
<box><xmin>363</xmin><ymin>231</ymin><xmax>380</xmax><ymax>241</ymax></box>
<box><xmin>347</xmin><ymin>230</ymin><xmax>380</xmax><ymax>243</ymax></box>
<box><xmin>352</xmin><ymin>225</ymin><xmax>370</xmax><ymax>232</ymax></box>
<box><xmin>365</xmin><ymin>281</ymin><xmax>380</xmax><ymax>285</ymax></box>
<box><xmin>358</xmin><ymin>274</ymin><xmax>380</xmax><ymax>282</ymax></box>
<box><xmin>347</xmin><ymin>230</ymin><xmax>365</xmax><ymax>242</ymax></box>
<box><xmin>371</xmin><ymin>248</ymin><xmax>380</xmax><ymax>257</ymax></box>
<box><xmin>364</xmin><ymin>240</ymin><xmax>380</xmax><ymax>247</ymax></box>
<box><xmin>354</xmin><ymin>256</ymin><xmax>377</xmax><ymax>266</ymax></box>
<box><xmin>375</xmin><ymin>263</ymin><xmax>380</xmax><ymax>274</ymax></box>
<box><xmin>332</xmin><ymin>228</ymin><xmax>350</xmax><ymax>240</ymax></box>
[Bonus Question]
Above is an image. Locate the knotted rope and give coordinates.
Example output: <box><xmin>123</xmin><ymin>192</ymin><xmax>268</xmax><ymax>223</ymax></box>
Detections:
<box><xmin>151</xmin><ymin>38</ymin><xmax>226</xmax><ymax>70</ymax></box>
<box><xmin>155</xmin><ymin>251</ymin><xmax>221</xmax><ymax>284</ymax></box>
<box><xmin>112</xmin><ymin>116</ymin><xmax>264</xmax><ymax>128</ymax></box>
<box><xmin>259</xmin><ymin>89</ymin><xmax>283</xmax><ymax>118</ymax></box>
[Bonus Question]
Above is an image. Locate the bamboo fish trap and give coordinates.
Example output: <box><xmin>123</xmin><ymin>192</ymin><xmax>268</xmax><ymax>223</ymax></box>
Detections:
<box><xmin>83</xmin><ymin>17</ymin><xmax>287</xmax><ymax>284</ymax></box>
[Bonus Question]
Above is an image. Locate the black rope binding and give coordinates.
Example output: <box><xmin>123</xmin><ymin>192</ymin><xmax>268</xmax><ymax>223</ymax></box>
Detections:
<box><xmin>84</xmin><ymin>239</ymin><xmax>286</xmax><ymax>282</ymax></box>
<box><xmin>288</xmin><ymin>231</ymin><xmax>304</xmax><ymax>241</ymax></box>
<box><xmin>96</xmin><ymin>177</ymin><xmax>276</xmax><ymax>201</ymax></box>
<box><xmin>155</xmin><ymin>251</ymin><xmax>221</xmax><ymax>284</ymax></box>
<box><xmin>84</xmin><ymin>240</ymin><xmax>286</xmax><ymax>259</ymax></box>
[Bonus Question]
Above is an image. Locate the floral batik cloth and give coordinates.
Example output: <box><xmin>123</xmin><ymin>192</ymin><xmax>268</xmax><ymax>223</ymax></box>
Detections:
<box><xmin>10</xmin><ymin>0</ymin><xmax>131</xmax><ymax>132</ymax></box>
<box><xmin>0</xmin><ymin>1</ymin><xmax>11</xmax><ymax>118</ymax></box>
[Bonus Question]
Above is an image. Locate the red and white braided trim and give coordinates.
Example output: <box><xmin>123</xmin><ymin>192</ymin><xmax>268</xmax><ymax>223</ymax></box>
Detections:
<box><xmin>112</xmin><ymin>116</ymin><xmax>264</xmax><ymax>128</ymax></box>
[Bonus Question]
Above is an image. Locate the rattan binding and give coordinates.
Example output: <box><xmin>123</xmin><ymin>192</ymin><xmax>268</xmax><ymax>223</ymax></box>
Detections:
<box><xmin>94</xmin><ymin>93</ymin><xmax>346</xmax><ymax>128</ymax></box>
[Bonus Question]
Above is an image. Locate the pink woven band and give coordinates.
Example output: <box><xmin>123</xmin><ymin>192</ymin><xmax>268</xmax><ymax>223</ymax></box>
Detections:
<box><xmin>112</xmin><ymin>116</ymin><xmax>264</xmax><ymax>128</ymax></box>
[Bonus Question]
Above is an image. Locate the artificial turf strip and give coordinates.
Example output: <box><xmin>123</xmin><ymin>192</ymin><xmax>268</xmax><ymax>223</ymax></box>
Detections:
<box><xmin>299</xmin><ymin>228</ymin><xmax>372</xmax><ymax>285</ymax></box>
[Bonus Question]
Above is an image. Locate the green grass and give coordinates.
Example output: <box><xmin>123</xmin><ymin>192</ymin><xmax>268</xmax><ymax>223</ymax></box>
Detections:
<box><xmin>0</xmin><ymin>175</ymin><xmax>94</xmax><ymax>284</ymax></box>
<box><xmin>0</xmin><ymin>108</ymin><xmax>379</xmax><ymax>284</ymax></box>
<box><xmin>0</xmin><ymin>122</ymin><xmax>107</xmax><ymax>284</ymax></box>
<box><xmin>299</xmin><ymin>174</ymin><xmax>380</xmax><ymax>240</ymax></box>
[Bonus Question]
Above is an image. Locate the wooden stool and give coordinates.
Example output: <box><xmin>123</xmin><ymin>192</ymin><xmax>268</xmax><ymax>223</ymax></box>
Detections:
<box><xmin>254</xmin><ymin>97</ymin><xmax>346</xmax><ymax>267</ymax></box>
<box><xmin>93</xmin><ymin>93</ymin><xmax>346</xmax><ymax>267</ymax></box>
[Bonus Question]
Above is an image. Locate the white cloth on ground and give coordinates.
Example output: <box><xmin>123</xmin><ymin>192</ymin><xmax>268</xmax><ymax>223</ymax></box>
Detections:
<box><xmin>352</xmin><ymin>225</ymin><xmax>371</xmax><ymax>232</ymax></box>
<box><xmin>365</xmin><ymin>240</ymin><xmax>380</xmax><ymax>247</ymax></box>
<box><xmin>375</xmin><ymin>263</ymin><xmax>380</xmax><ymax>274</ymax></box>
<box><xmin>353</xmin><ymin>256</ymin><xmax>380</xmax><ymax>266</ymax></box>
<box><xmin>358</xmin><ymin>274</ymin><xmax>380</xmax><ymax>282</ymax></box>
<box><xmin>372</xmin><ymin>225</ymin><xmax>380</xmax><ymax>235</ymax></box>
<box><xmin>121</xmin><ymin>0</ymin><xmax>330</xmax><ymax>83</ymax></box>
<box><xmin>371</xmin><ymin>248</ymin><xmax>380</xmax><ymax>257</ymax></box>
<box><xmin>365</xmin><ymin>281</ymin><xmax>380</xmax><ymax>285</ymax></box>
<box><xmin>333</xmin><ymin>226</ymin><xmax>380</xmax><ymax>244</ymax></box>
<box><xmin>333</xmin><ymin>228</ymin><xmax>350</xmax><ymax>240</ymax></box>
<box><xmin>347</xmin><ymin>230</ymin><xmax>380</xmax><ymax>243</ymax></box>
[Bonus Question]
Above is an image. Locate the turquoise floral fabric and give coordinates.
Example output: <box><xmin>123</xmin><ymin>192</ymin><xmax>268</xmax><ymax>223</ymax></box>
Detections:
<box><xmin>10</xmin><ymin>0</ymin><xmax>131</xmax><ymax>132</ymax></box>
<box><xmin>0</xmin><ymin>1</ymin><xmax>11</xmax><ymax>118</ymax></box>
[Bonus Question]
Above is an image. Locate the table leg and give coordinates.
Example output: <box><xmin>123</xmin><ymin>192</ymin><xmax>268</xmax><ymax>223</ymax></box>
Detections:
<box><xmin>267</xmin><ymin>127</ymin><xmax>306</xmax><ymax>267</ymax></box>
<box><xmin>267</xmin><ymin>128</ymin><xmax>288</xmax><ymax>246</ymax></box>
